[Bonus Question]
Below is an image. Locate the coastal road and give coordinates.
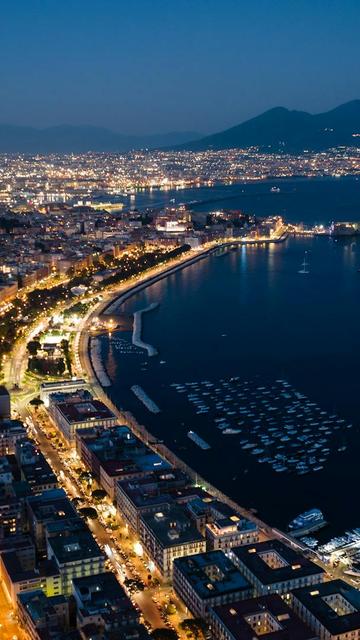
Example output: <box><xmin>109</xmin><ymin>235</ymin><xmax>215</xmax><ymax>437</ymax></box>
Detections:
<box><xmin>23</xmin><ymin>404</ymin><xmax>187</xmax><ymax>634</ymax></box>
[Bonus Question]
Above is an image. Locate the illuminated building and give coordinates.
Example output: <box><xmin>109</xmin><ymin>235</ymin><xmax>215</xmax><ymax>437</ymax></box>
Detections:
<box><xmin>26</xmin><ymin>488</ymin><xmax>78</xmax><ymax>553</ymax></box>
<box><xmin>173</xmin><ymin>550</ymin><xmax>252</xmax><ymax>621</ymax></box>
<box><xmin>17</xmin><ymin>590</ymin><xmax>69</xmax><ymax>640</ymax></box>
<box><xmin>0</xmin><ymin>551</ymin><xmax>61</xmax><ymax>605</ymax></box>
<box><xmin>48</xmin><ymin>391</ymin><xmax>117</xmax><ymax>443</ymax></box>
<box><xmin>72</xmin><ymin>572</ymin><xmax>140</xmax><ymax>631</ymax></box>
<box><xmin>209</xmin><ymin>594</ymin><xmax>316</xmax><ymax>640</ymax></box>
<box><xmin>46</xmin><ymin>525</ymin><xmax>105</xmax><ymax>595</ymax></box>
<box><xmin>139</xmin><ymin>504</ymin><xmax>206</xmax><ymax>578</ymax></box>
<box><xmin>229</xmin><ymin>540</ymin><xmax>325</xmax><ymax>596</ymax></box>
<box><xmin>290</xmin><ymin>579</ymin><xmax>360</xmax><ymax>640</ymax></box>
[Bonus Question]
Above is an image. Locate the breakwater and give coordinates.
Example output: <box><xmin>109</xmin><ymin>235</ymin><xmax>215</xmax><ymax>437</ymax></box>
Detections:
<box><xmin>132</xmin><ymin>303</ymin><xmax>159</xmax><ymax>356</ymax></box>
<box><xmin>131</xmin><ymin>384</ymin><xmax>161</xmax><ymax>413</ymax></box>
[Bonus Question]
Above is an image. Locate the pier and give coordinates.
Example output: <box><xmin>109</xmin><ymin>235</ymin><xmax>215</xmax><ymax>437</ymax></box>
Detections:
<box><xmin>187</xmin><ymin>430</ymin><xmax>211</xmax><ymax>450</ymax></box>
<box><xmin>132</xmin><ymin>303</ymin><xmax>159</xmax><ymax>356</ymax></box>
<box><xmin>131</xmin><ymin>385</ymin><xmax>161</xmax><ymax>413</ymax></box>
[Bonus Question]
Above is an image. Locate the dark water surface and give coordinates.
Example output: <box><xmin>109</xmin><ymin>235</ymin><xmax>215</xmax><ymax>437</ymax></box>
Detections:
<box><xmin>124</xmin><ymin>176</ymin><xmax>360</xmax><ymax>225</ymax></box>
<box><xmin>100</xmin><ymin>179</ymin><xmax>360</xmax><ymax>538</ymax></box>
<box><xmin>100</xmin><ymin>234</ymin><xmax>360</xmax><ymax>537</ymax></box>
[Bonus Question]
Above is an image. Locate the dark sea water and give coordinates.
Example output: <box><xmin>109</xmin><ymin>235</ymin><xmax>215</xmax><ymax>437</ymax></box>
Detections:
<box><xmin>124</xmin><ymin>176</ymin><xmax>360</xmax><ymax>225</ymax></box>
<box><xmin>100</xmin><ymin>178</ymin><xmax>360</xmax><ymax>538</ymax></box>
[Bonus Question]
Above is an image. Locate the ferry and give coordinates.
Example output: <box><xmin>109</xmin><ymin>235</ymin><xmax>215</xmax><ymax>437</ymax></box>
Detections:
<box><xmin>288</xmin><ymin>508</ymin><xmax>327</xmax><ymax>536</ymax></box>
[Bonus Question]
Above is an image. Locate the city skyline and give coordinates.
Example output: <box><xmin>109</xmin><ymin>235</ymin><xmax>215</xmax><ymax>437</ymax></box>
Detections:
<box><xmin>1</xmin><ymin>0</ymin><xmax>359</xmax><ymax>134</ymax></box>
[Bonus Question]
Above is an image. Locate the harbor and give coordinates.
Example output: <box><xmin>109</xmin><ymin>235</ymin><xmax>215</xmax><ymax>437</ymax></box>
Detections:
<box><xmin>170</xmin><ymin>377</ymin><xmax>351</xmax><ymax>476</ymax></box>
<box><xmin>97</xmin><ymin>231</ymin><xmax>360</xmax><ymax>538</ymax></box>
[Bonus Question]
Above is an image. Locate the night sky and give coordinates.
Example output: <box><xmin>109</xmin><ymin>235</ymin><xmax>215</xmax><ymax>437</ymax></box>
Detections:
<box><xmin>1</xmin><ymin>0</ymin><xmax>359</xmax><ymax>134</ymax></box>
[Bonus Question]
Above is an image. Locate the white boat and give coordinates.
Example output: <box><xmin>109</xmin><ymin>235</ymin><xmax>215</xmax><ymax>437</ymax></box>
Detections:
<box><xmin>288</xmin><ymin>508</ymin><xmax>326</xmax><ymax>534</ymax></box>
<box><xmin>223</xmin><ymin>428</ymin><xmax>241</xmax><ymax>435</ymax></box>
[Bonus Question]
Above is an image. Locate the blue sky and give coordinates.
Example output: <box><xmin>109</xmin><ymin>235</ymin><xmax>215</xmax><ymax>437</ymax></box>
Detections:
<box><xmin>0</xmin><ymin>0</ymin><xmax>359</xmax><ymax>133</ymax></box>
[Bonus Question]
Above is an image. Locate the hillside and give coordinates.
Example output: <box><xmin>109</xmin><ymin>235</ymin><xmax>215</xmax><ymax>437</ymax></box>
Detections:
<box><xmin>178</xmin><ymin>101</ymin><xmax>360</xmax><ymax>152</ymax></box>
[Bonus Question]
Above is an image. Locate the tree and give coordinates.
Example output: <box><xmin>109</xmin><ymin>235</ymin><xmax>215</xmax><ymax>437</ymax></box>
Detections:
<box><xmin>27</xmin><ymin>340</ymin><xmax>41</xmax><ymax>356</ymax></box>
<box><xmin>91</xmin><ymin>489</ymin><xmax>107</xmax><ymax>503</ymax></box>
<box><xmin>180</xmin><ymin>619</ymin><xmax>208</xmax><ymax>639</ymax></box>
<box><xmin>30</xmin><ymin>397</ymin><xmax>44</xmax><ymax>411</ymax></box>
<box><xmin>79</xmin><ymin>507</ymin><xmax>98</xmax><ymax>520</ymax></box>
<box><xmin>151</xmin><ymin>629</ymin><xmax>178</xmax><ymax>640</ymax></box>
<box><xmin>79</xmin><ymin>471</ymin><xmax>93</xmax><ymax>483</ymax></box>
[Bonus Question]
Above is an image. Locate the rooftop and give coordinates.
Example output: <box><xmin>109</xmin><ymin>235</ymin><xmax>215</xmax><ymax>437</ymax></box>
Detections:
<box><xmin>117</xmin><ymin>471</ymin><xmax>186</xmax><ymax>509</ymax></box>
<box><xmin>292</xmin><ymin>579</ymin><xmax>360</xmax><ymax>635</ymax></box>
<box><xmin>57</xmin><ymin>399</ymin><xmax>115</xmax><ymax>424</ymax></box>
<box><xmin>2</xmin><ymin>551</ymin><xmax>59</xmax><ymax>583</ymax></box>
<box><xmin>72</xmin><ymin>571</ymin><xmax>133</xmax><ymax>615</ymax></box>
<box><xmin>212</xmin><ymin>594</ymin><xmax>316</xmax><ymax>640</ymax></box>
<box><xmin>231</xmin><ymin>540</ymin><xmax>324</xmax><ymax>586</ymax></box>
<box><xmin>82</xmin><ymin>427</ymin><xmax>170</xmax><ymax>477</ymax></box>
<box><xmin>27</xmin><ymin>488</ymin><xmax>77</xmax><ymax>522</ymax></box>
<box><xmin>48</xmin><ymin>529</ymin><xmax>104</xmax><ymax>565</ymax></box>
<box><xmin>21</xmin><ymin>457</ymin><xmax>57</xmax><ymax>488</ymax></box>
<box><xmin>174</xmin><ymin>550</ymin><xmax>250</xmax><ymax>600</ymax></box>
<box><xmin>141</xmin><ymin>504</ymin><xmax>204</xmax><ymax>548</ymax></box>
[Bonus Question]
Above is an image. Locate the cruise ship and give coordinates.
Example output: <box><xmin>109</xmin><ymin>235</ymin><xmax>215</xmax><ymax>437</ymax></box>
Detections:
<box><xmin>288</xmin><ymin>508</ymin><xmax>326</xmax><ymax>536</ymax></box>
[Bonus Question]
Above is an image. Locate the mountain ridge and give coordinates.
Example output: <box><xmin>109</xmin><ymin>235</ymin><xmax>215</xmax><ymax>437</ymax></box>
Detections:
<box><xmin>0</xmin><ymin>124</ymin><xmax>202</xmax><ymax>153</ymax></box>
<box><xmin>176</xmin><ymin>101</ymin><xmax>360</xmax><ymax>152</ymax></box>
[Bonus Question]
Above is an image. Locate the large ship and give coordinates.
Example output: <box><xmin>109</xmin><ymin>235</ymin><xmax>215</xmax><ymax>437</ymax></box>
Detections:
<box><xmin>288</xmin><ymin>508</ymin><xmax>326</xmax><ymax>536</ymax></box>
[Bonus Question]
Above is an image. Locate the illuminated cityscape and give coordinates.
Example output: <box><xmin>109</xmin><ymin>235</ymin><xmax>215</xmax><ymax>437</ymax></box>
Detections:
<box><xmin>1</xmin><ymin>0</ymin><xmax>360</xmax><ymax>638</ymax></box>
<box><xmin>0</xmin><ymin>147</ymin><xmax>359</xmax><ymax>209</ymax></box>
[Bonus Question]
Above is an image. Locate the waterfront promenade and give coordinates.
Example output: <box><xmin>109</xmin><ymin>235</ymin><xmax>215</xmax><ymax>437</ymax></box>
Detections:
<box><xmin>75</xmin><ymin>235</ymin><xmax>308</xmax><ymax>555</ymax></box>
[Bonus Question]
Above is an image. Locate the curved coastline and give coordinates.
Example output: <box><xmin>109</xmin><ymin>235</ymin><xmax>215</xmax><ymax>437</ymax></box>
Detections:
<box><xmin>77</xmin><ymin>237</ymin><xmax>304</xmax><ymax>551</ymax></box>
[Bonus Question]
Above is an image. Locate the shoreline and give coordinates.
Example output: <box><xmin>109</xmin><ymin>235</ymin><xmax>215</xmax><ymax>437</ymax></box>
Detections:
<box><xmin>77</xmin><ymin>237</ymin><xmax>307</xmax><ymax>554</ymax></box>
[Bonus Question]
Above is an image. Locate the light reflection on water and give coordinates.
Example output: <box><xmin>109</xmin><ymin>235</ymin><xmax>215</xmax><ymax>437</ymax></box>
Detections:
<box><xmin>101</xmin><ymin>236</ymin><xmax>360</xmax><ymax>537</ymax></box>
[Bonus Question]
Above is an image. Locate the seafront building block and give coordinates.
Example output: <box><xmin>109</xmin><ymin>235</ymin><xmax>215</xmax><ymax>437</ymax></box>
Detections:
<box><xmin>139</xmin><ymin>504</ymin><xmax>206</xmax><ymax>579</ymax></box>
<box><xmin>209</xmin><ymin>594</ymin><xmax>318</xmax><ymax>640</ymax></box>
<box><xmin>204</xmin><ymin>500</ymin><xmax>259</xmax><ymax>551</ymax></box>
<box><xmin>173</xmin><ymin>550</ymin><xmax>252</xmax><ymax>621</ymax></box>
<box><xmin>47</xmin><ymin>389</ymin><xmax>117</xmax><ymax>443</ymax></box>
<box><xmin>229</xmin><ymin>540</ymin><xmax>325</xmax><ymax>596</ymax></box>
<box><xmin>116</xmin><ymin>469</ymin><xmax>190</xmax><ymax>532</ymax></box>
<box><xmin>40</xmin><ymin>378</ymin><xmax>88</xmax><ymax>405</ymax></box>
<box><xmin>76</xmin><ymin>425</ymin><xmax>171</xmax><ymax>499</ymax></box>
<box><xmin>290</xmin><ymin>579</ymin><xmax>360</xmax><ymax>640</ymax></box>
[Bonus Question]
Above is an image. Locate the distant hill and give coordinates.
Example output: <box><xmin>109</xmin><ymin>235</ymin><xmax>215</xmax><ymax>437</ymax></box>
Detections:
<box><xmin>0</xmin><ymin>125</ymin><xmax>202</xmax><ymax>153</ymax></box>
<box><xmin>178</xmin><ymin>101</ymin><xmax>360</xmax><ymax>152</ymax></box>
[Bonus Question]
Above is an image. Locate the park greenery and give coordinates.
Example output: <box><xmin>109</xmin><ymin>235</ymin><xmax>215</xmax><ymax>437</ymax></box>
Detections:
<box><xmin>0</xmin><ymin>244</ymin><xmax>190</xmax><ymax>372</ymax></box>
